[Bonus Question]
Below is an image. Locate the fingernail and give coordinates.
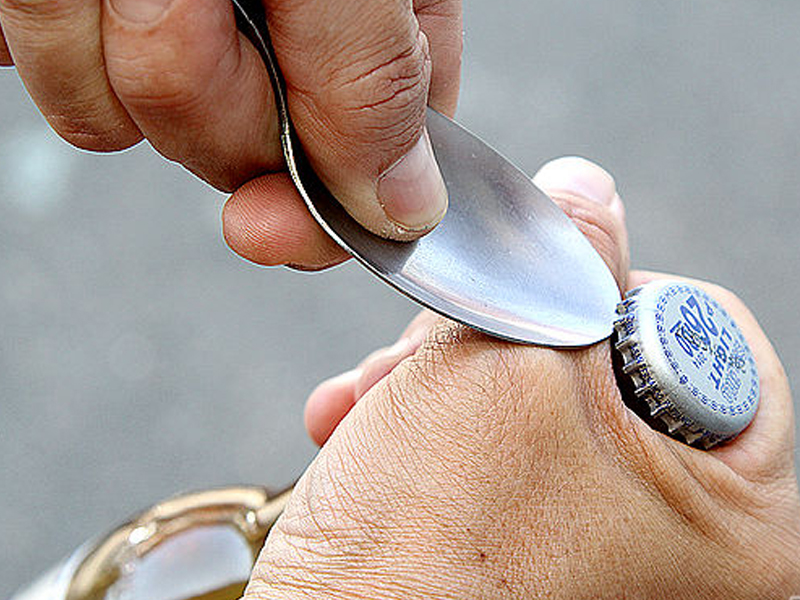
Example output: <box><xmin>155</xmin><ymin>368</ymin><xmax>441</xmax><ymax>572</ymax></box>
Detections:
<box><xmin>378</xmin><ymin>129</ymin><xmax>448</xmax><ymax>232</ymax></box>
<box><xmin>110</xmin><ymin>0</ymin><xmax>173</xmax><ymax>23</ymax></box>
<box><xmin>533</xmin><ymin>156</ymin><xmax>617</xmax><ymax>206</ymax></box>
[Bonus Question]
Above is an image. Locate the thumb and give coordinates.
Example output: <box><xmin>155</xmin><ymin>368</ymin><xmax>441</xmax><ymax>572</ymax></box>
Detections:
<box><xmin>267</xmin><ymin>0</ymin><xmax>450</xmax><ymax>240</ymax></box>
<box><xmin>533</xmin><ymin>156</ymin><xmax>630</xmax><ymax>291</ymax></box>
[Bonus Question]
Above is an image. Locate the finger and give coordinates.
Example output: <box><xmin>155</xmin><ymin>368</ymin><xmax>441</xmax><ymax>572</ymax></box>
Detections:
<box><xmin>0</xmin><ymin>0</ymin><xmax>141</xmax><ymax>150</ymax></box>
<box><xmin>102</xmin><ymin>0</ymin><xmax>283</xmax><ymax>192</ymax></box>
<box><xmin>0</xmin><ymin>24</ymin><xmax>12</xmax><ymax>66</ymax></box>
<box><xmin>627</xmin><ymin>271</ymin><xmax>796</xmax><ymax>483</ymax></box>
<box><xmin>305</xmin><ymin>310</ymin><xmax>439</xmax><ymax>445</ymax></box>
<box><xmin>354</xmin><ymin>310</ymin><xmax>439</xmax><ymax>397</ymax></box>
<box><xmin>304</xmin><ymin>369</ymin><xmax>362</xmax><ymax>447</ymax></box>
<box><xmin>415</xmin><ymin>0</ymin><xmax>463</xmax><ymax>116</ymax></box>
<box><xmin>533</xmin><ymin>156</ymin><xmax>630</xmax><ymax>290</ymax></box>
<box><xmin>222</xmin><ymin>173</ymin><xmax>348</xmax><ymax>269</ymax></box>
<box><xmin>267</xmin><ymin>0</ymin><xmax>455</xmax><ymax>240</ymax></box>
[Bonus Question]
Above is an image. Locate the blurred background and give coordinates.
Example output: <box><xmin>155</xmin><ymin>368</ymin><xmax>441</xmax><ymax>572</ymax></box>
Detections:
<box><xmin>2</xmin><ymin>0</ymin><xmax>799</xmax><ymax>595</ymax></box>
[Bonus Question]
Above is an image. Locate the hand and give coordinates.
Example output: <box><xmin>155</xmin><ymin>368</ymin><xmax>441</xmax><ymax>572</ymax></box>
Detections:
<box><xmin>245</xmin><ymin>157</ymin><xmax>800</xmax><ymax>599</ymax></box>
<box><xmin>0</xmin><ymin>0</ymin><xmax>462</xmax><ymax>269</ymax></box>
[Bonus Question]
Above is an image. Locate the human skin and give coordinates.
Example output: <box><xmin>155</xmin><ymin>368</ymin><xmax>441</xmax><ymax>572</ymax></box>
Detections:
<box><xmin>0</xmin><ymin>0</ymin><xmax>462</xmax><ymax>266</ymax></box>
<box><xmin>3</xmin><ymin>3</ymin><xmax>797</xmax><ymax>593</ymax></box>
<box><xmin>243</xmin><ymin>158</ymin><xmax>800</xmax><ymax>599</ymax></box>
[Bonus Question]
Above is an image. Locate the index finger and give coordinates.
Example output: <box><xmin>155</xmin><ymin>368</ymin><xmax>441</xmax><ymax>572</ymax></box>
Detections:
<box><xmin>0</xmin><ymin>0</ymin><xmax>141</xmax><ymax>150</ymax></box>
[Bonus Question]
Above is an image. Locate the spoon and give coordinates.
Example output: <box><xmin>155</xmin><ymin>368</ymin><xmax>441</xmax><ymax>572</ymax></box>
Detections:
<box><xmin>232</xmin><ymin>0</ymin><xmax>620</xmax><ymax>346</ymax></box>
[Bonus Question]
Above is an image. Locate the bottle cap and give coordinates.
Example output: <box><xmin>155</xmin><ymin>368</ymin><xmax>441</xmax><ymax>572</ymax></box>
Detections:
<box><xmin>612</xmin><ymin>280</ymin><xmax>759</xmax><ymax>448</ymax></box>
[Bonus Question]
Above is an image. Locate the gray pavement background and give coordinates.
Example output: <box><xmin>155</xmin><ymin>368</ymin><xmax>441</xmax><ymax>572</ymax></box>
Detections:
<box><xmin>2</xmin><ymin>0</ymin><xmax>799</xmax><ymax>595</ymax></box>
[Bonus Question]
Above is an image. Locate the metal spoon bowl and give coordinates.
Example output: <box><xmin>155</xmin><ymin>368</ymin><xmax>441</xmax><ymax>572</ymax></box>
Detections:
<box><xmin>233</xmin><ymin>0</ymin><xmax>620</xmax><ymax>346</ymax></box>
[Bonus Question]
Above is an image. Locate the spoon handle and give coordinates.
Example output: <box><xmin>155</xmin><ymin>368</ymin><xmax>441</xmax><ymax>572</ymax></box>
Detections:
<box><xmin>231</xmin><ymin>0</ymin><xmax>361</xmax><ymax>250</ymax></box>
<box><xmin>231</xmin><ymin>0</ymin><xmax>294</xmax><ymax>175</ymax></box>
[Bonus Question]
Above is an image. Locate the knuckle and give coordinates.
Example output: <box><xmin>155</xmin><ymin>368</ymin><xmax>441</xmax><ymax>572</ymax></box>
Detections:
<box><xmin>110</xmin><ymin>56</ymin><xmax>205</xmax><ymax>116</ymax></box>
<box><xmin>47</xmin><ymin>112</ymin><xmax>141</xmax><ymax>152</ymax></box>
<box><xmin>295</xmin><ymin>31</ymin><xmax>432</xmax><ymax>153</ymax></box>
<box><xmin>0</xmin><ymin>0</ymin><xmax>73</xmax><ymax>20</ymax></box>
<box><xmin>104</xmin><ymin>0</ymin><xmax>245</xmax><ymax>120</ymax></box>
<box><xmin>415</xmin><ymin>0</ymin><xmax>461</xmax><ymax>17</ymax></box>
<box><xmin>341</xmin><ymin>35</ymin><xmax>430</xmax><ymax>115</ymax></box>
